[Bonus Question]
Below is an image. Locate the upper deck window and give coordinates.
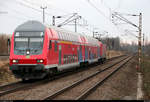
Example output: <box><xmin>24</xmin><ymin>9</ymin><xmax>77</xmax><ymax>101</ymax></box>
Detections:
<box><xmin>15</xmin><ymin>32</ymin><xmax>44</xmax><ymax>37</ymax></box>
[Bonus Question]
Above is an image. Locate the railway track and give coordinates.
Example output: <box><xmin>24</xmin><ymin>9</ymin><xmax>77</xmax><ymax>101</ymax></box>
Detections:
<box><xmin>0</xmin><ymin>55</ymin><xmax>126</xmax><ymax>98</ymax></box>
<box><xmin>43</xmin><ymin>56</ymin><xmax>133</xmax><ymax>100</ymax></box>
<box><xmin>0</xmin><ymin>55</ymin><xmax>9</xmax><ymax>56</ymax></box>
<box><xmin>0</xmin><ymin>79</ymin><xmax>49</xmax><ymax>97</ymax></box>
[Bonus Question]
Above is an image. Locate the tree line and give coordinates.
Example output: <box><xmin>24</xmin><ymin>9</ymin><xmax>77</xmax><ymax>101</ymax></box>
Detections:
<box><xmin>96</xmin><ymin>36</ymin><xmax>139</xmax><ymax>53</ymax></box>
<box><xmin>0</xmin><ymin>34</ymin><xmax>11</xmax><ymax>55</ymax></box>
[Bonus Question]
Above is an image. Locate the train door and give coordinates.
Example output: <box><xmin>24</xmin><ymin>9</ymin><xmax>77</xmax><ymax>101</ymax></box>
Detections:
<box><xmin>85</xmin><ymin>46</ymin><xmax>88</xmax><ymax>61</ymax></box>
<box><xmin>59</xmin><ymin>45</ymin><xmax>61</xmax><ymax>65</ymax></box>
<box><xmin>78</xmin><ymin>45</ymin><xmax>82</xmax><ymax>62</ymax></box>
<box><xmin>98</xmin><ymin>47</ymin><xmax>100</xmax><ymax>58</ymax></box>
<box><xmin>90</xmin><ymin>47</ymin><xmax>93</xmax><ymax>60</ymax></box>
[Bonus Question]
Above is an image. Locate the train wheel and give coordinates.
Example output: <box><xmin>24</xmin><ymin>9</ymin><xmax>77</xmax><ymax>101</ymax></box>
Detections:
<box><xmin>22</xmin><ymin>78</ymin><xmax>27</xmax><ymax>82</ymax></box>
<box><xmin>101</xmin><ymin>59</ymin><xmax>104</xmax><ymax>64</ymax></box>
<box><xmin>85</xmin><ymin>62</ymin><xmax>89</xmax><ymax>68</ymax></box>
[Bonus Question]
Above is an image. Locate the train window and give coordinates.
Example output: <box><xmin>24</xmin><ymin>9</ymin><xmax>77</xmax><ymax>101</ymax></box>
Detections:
<box><xmin>74</xmin><ymin>35</ymin><xmax>76</xmax><ymax>42</ymax></box>
<box><xmin>63</xmin><ymin>33</ymin><xmax>66</xmax><ymax>40</ymax></box>
<box><xmin>75</xmin><ymin>55</ymin><xmax>77</xmax><ymax>62</ymax></box>
<box><xmin>70</xmin><ymin>35</ymin><xmax>73</xmax><ymax>42</ymax></box>
<box><xmin>61</xmin><ymin>33</ymin><xmax>64</xmax><ymax>40</ymax></box>
<box><xmin>59</xmin><ymin>32</ymin><xmax>62</xmax><ymax>40</ymax></box>
<box><xmin>80</xmin><ymin>45</ymin><xmax>82</xmax><ymax>50</ymax></box>
<box><xmin>57</xmin><ymin>32</ymin><xmax>60</xmax><ymax>39</ymax></box>
<box><xmin>69</xmin><ymin>56</ymin><xmax>71</xmax><ymax>63</ymax></box>
<box><xmin>73</xmin><ymin>55</ymin><xmax>75</xmax><ymax>62</ymax></box>
<box><xmin>68</xmin><ymin>34</ymin><xmax>71</xmax><ymax>41</ymax></box>
<box><xmin>72</xmin><ymin>35</ymin><xmax>74</xmax><ymax>42</ymax></box>
<box><xmin>64</xmin><ymin>33</ymin><xmax>67</xmax><ymax>41</ymax></box>
<box><xmin>49</xmin><ymin>40</ymin><xmax>52</xmax><ymax>49</ymax></box>
<box><xmin>66</xmin><ymin>56</ymin><xmax>67</xmax><ymax>64</ymax></box>
<box><xmin>64</xmin><ymin>55</ymin><xmax>66</xmax><ymax>64</ymax></box>
<box><xmin>54</xmin><ymin>41</ymin><xmax>58</xmax><ymax>51</ymax></box>
<box><xmin>70</xmin><ymin>55</ymin><xmax>72</xmax><ymax>63</ymax></box>
<box><xmin>66</xmin><ymin>34</ymin><xmax>68</xmax><ymax>41</ymax></box>
<box><xmin>68</xmin><ymin>45</ymin><xmax>71</xmax><ymax>48</ymax></box>
<box><xmin>70</xmin><ymin>34</ymin><xmax>72</xmax><ymax>41</ymax></box>
<box><xmin>65</xmin><ymin>33</ymin><xmax>67</xmax><ymax>41</ymax></box>
<box><xmin>63</xmin><ymin>33</ymin><xmax>65</xmax><ymax>40</ymax></box>
<box><xmin>67</xmin><ymin>33</ymin><xmax>69</xmax><ymax>41</ymax></box>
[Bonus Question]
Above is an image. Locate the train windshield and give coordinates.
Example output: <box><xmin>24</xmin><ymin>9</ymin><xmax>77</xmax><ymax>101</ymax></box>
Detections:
<box><xmin>14</xmin><ymin>32</ymin><xmax>44</xmax><ymax>55</ymax></box>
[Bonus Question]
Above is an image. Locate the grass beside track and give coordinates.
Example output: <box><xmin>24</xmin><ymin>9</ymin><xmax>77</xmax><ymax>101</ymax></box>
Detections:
<box><xmin>0</xmin><ymin>60</ymin><xmax>18</xmax><ymax>85</ymax></box>
<box><xmin>142</xmin><ymin>55</ymin><xmax>150</xmax><ymax>99</ymax></box>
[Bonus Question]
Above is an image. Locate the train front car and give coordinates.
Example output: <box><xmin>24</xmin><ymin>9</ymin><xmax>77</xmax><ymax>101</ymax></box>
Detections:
<box><xmin>9</xmin><ymin>21</ymin><xmax>48</xmax><ymax>81</ymax></box>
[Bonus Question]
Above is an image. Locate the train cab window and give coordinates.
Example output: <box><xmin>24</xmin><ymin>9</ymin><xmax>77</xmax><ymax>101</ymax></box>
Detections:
<box><xmin>49</xmin><ymin>40</ymin><xmax>52</xmax><ymax>49</ymax></box>
<box><xmin>54</xmin><ymin>41</ymin><xmax>58</xmax><ymax>51</ymax></box>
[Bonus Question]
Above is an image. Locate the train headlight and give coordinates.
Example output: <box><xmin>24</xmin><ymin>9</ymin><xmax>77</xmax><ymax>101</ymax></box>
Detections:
<box><xmin>26</xmin><ymin>51</ymin><xmax>30</xmax><ymax>55</ymax></box>
<box><xmin>12</xmin><ymin>60</ymin><xmax>18</xmax><ymax>63</ymax></box>
<box><xmin>37</xmin><ymin>59</ymin><xmax>44</xmax><ymax>63</ymax></box>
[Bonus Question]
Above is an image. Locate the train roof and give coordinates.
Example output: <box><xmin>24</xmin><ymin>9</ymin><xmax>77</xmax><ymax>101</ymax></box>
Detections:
<box><xmin>14</xmin><ymin>20</ymin><xmax>101</xmax><ymax>46</ymax></box>
<box><xmin>48</xmin><ymin>25</ymin><xmax>100</xmax><ymax>46</ymax></box>
<box><xmin>15</xmin><ymin>20</ymin><xmax>46</xmax><ymax>32</ymax></box>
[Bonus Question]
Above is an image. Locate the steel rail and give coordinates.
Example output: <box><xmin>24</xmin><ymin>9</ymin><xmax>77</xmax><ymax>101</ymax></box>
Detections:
<box><xmin>0</xmin><ymin>81</ymin><xmax>22</xmax><ymax>89</ymax></box>
<box><xmin>0</xmin><ymin>55</ymin><xmax>9</xmax><ymax>56</ymax></box>
<box><xmin>43</xmin><ymin>56</ymin><xmax>130</xmax><ymax>100</ymax></box>
<box><xmin>0</xmin><ymin>80</ymin><xmax>49</xmax><ymax>97</ymax></box>
<box><xmin>76</xmin><ymin>56</ymin><xmax>133</xmax><ymax>100</ymax></box>
<box><xmin>0</xmin><ymin>55</ymin><xmax>126</xmax><ymax>98</ymax></box>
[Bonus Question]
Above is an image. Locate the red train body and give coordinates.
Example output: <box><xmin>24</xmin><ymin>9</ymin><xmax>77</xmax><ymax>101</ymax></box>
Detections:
<box><xmin>9</xmin><ymin>21</ymin><xmax>106</xmax><ymax>80</ymax></box>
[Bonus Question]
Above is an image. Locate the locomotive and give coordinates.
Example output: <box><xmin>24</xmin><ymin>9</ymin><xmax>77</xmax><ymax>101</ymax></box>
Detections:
<box><xmin>9</xmin><ymin>20</ymin><xmax>106</xmax><ymax>81</ymax></box>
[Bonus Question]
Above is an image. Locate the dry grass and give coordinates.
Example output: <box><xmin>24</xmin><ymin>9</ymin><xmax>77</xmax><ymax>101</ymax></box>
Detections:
<box><xmin>0</xmin><ymin>34</ymin><xmax>11</xmax><ymax>54</ymax></box>
<box><xmin>106</xmin><ymin>50</ymin><xmax>124</xmax><ymax>59</ymax></box>
<box><xmin>0</xmin><ymin>60</ymin><xmax>18</xmax><ymax>85</ymax></box>
<box><xmin>0</xmin><ymin>34</ymin><xmax>18</xmax><ymax>85</ymax></box>
<box><xmin>142</xmin><ymin>55</ymin><xmax>150</xmax><ymax>99</ymax></box>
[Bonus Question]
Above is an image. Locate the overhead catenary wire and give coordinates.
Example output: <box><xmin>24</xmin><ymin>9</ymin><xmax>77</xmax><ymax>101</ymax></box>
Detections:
<box><xmin>86</xmin><ymin>0</ymin><xmax>109</xmax><ymax>20</ymax></box>
<box><xmin>0</xmin><ymin>4</ymin><xmax>36</xmax><ymax>20</ymax></box>
<box><xmin>2</xmin><ymin>13</ymin><xmax>28</xmax><ymax>21</ymax></box>
<box><xmin>8</xmin><ymin>0</ymin><xmax>103</xmax><ymax>36</ymax></box>
<box><xmin>87</xmin><ymin>0</ymin><xmax>140</xmax><ymax>43</ymax></box>
<box><xmin>0</xmin><ymin>7</ymin><xmax>33</xmax><ymax>21</ymax></box>
<box><xmin>14</xmin><ymin>0</ymin><xmax>52</xmax><ymax>16</ymax></box>
<box><xmin>17</xmin><ymin>0</ymin><xmax>99</xmax><ymax>35</ymax></box>
<box><xmin>22</xmin><ymin>0</ymin><xmax>71</xmax><ymax>15</ymax></box>
<box><xmin>85</xmin><ymin>0</ymin><xmax>118</xmax><ymax>30</ymax></box>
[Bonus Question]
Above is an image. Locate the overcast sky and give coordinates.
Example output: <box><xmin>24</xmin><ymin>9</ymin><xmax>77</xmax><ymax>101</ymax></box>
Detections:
<box><xmin>0</xmin><ymin>0</ymin><xmax>149</xmax><ymax>44</ymax></box>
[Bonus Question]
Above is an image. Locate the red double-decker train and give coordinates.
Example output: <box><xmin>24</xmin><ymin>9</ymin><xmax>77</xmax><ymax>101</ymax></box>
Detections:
<box><xmin>9</xmin><ymin>21</ymin><xmax>106</xmax><ymax>81</ymax></box>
